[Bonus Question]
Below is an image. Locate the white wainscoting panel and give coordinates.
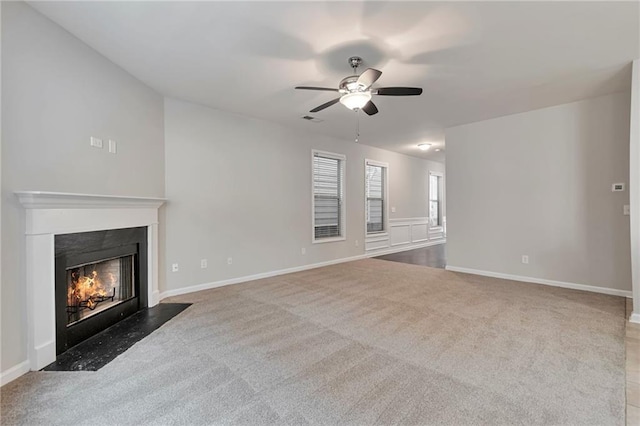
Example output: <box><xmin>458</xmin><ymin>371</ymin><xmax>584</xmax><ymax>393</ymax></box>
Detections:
<box><xmin>412</xmin><ymin>223</ymin><xmax>429</xmax><ymax>243</ymax></box>
<box><xmin>429</xmin><ymin>226</ymin><xmax>445</xmax><ymax>241</ymax></box>
<box><xmin>365</xmin><ymin>235</ymin><xmax>390</xmax><ymax>251</ymax></box>
<box><xmin>365</xmin><ymin>217</ymin><xmax>445</xmax><ymax>254</ymax></box>
<box><xmin>390</xmin><ymin>224</ymin><xmax>411</xmax><ymax>246</ymax></box>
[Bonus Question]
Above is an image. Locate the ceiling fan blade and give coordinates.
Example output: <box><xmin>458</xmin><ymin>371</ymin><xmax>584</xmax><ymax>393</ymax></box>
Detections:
<box><xmin>357</xmin><ymin>68</ymin><xmax>382</xmax><ymax>88</ymax></box>
<box><xmin>376</xmin><ymin>87</ymin><xmax>423</xmax><ymax>96</ymax></box>
<box><xmin>310</xmin><ymin>97</ymin><xmax>341</xmax><ymax>113</ymax></box>
<box><xmin>295</xmin><ymin>86</ymin><xmax>339</xmax><ymax>92</ymax></box>
<box><xmin>361</xmin><ymin>100</ymin><xmax>378</xmax><ymax>116</ymax></box>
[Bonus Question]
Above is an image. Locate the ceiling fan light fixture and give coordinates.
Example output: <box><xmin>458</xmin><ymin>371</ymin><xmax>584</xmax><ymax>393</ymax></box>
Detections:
<box><xmin>418</xmin><ymin>143</ymin><xmax>432</xmax><ymax>151</ymax></box>
<box><xmin>340</xmin><ymin>91</ymin><xmax>371</xmax><ymax>110</ymax></box>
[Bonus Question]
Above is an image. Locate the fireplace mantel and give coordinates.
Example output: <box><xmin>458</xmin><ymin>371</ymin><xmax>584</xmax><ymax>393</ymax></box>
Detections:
<box><xmin>16</xmin><ymin>191</ymin><xmax>165</xmax><ymax>371</ymax></box>
<box><xmin>16</xmin><ymin>191</ymin><xmax>165</xmax><ymax>210</ymax></box>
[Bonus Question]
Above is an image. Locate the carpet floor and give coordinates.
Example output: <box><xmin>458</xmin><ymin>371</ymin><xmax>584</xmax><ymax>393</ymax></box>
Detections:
<box><xmin>0</xmin><ymin>259</ymin><xmax>626</xmax><ymax>425</ymax></box>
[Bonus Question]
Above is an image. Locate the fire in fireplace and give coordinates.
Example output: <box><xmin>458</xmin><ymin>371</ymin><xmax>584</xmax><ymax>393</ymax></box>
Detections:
<box><xmin>55</xmin><ymin>227</ymin><xmax>147</xmax><ymax>354</ymax></box>
<box><xmin>66</xmin><ymin>255</ymin><xmax>135</xmax><ymax>326</ymax></box>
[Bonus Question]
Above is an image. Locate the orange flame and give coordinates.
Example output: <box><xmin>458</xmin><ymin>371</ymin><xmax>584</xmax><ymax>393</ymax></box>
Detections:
<box><xmin>68</xmin><ymin>270</ymin><xmax>110</xmax><ymax>307</ymax></box>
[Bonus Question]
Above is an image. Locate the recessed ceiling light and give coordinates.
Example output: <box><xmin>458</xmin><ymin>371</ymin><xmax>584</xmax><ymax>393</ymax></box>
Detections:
<box><xmin>418</xmin><ymin>143</ymin><xmax>431</xmax><ymax>151</ymax></box>
<box><xmin>435</xmin><ymin>148</ymin><xmax>441</xmax><ymax>152</ymax></box>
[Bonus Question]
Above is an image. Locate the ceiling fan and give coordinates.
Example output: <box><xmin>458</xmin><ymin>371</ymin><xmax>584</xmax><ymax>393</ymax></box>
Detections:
<box><xmin>295</xmin><ymin>56</ymin><xmax>423</xmax><ymax>116</ymax></box>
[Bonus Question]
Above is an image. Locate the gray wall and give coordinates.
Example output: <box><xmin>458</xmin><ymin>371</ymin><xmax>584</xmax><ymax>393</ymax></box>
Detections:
<box><xmin>446</xmin><ymin>92</ymin><xmax>631</xmax><ymax>292</ymax></box>
<box><xmin>1</xmin><ymin>2</ymin><xmax>165</xmax><ymax>372</ymax></box>
<box><xmin>162</xmin><ymin>98</ymin><xmax>444</xmax><ymax>293</ymax></box>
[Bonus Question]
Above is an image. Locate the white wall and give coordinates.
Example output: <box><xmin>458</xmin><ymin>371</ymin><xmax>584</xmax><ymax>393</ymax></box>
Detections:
<box><xmin>446</xmin><ymin>92</ymin><xmax>631</xmax><ymax>294</ymax></box>
<box><xmin>1</xmin><ymin>2</ymin><xmax>164</xmax><ymax>375</ymax></box>
<box><xmin>162</xmin><ymin>98</ymin><xmax>444</xmax><ymax>294</ymax></box>
<box><xmin>630</xmin><ymin>59</ymin><xmax>640</xmax><ymax>321</ymax></box>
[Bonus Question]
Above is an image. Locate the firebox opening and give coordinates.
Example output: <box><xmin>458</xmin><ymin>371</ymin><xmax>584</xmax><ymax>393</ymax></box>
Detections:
<box><xmin>55</xmin><ymin>227</ymin><xmax>148</xmax><ymax>355</ymax></box>
<box><xmin>66</xmin><ymin>254</ymin><xmax>136</xmax><ymax>327</ymax></box>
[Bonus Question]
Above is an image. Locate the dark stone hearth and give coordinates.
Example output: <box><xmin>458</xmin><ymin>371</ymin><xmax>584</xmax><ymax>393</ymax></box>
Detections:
<box><xmin>43</xmin><ymin>303</ymin><xmax>191</xmax><ymax>372</ymax></box>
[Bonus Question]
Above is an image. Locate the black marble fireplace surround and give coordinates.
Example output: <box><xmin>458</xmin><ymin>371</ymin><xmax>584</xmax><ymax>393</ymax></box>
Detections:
<box><xmin>55</xmin><ymin>227</ymin><xmax>148</xmax><ymax>355</ymax></box>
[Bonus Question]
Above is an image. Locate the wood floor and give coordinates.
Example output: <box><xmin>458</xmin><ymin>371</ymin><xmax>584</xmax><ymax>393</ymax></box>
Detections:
<box><xmin>374</xmin><ymin>243</ymin><xmax>446</xmax><ymax>269</ymax></box>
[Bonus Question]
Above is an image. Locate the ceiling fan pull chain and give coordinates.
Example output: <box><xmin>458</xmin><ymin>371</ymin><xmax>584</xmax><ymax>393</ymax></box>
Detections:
<box><xmin>355</xmin><ymin>110</ymin><xmax>360</xmax><ymax>143</ymax></box>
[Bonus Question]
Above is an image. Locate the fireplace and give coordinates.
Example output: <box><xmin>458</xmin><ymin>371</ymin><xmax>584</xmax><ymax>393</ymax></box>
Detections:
<box><xmin>55</xmin><ymin>227</ymin><xmax>148</xmax><ymax>354</ymax></box>
<box><xmin>16</xmin><ymin>191</ymin><xmax>165</xmax><ymax>371</ymax></box>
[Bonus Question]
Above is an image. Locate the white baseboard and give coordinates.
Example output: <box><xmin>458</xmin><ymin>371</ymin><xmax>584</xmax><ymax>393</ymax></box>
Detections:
<box><xmin>630</xmin><ymin>312</ymin><xmax>640</xmax><ymax>324</ymax></box>
<box><xmin>364</xmin><ymin>239</ymin><xmax>445</xmax><ymax>257</ymax></box>
<box><xmin>1</xmin><ymin>360</ymin><xmax>30</xmax><ymax>387</ymax></box>
<box><xmin>445</xmin><ymin>265</ymin><xmax>633</xmax><ymax>298</ymax></box>
<box><xmin>160</xmin><ymin>253</ymin><xmax>369</xmax><ymax>299</ymax></box>
<box><xmin>160</xmin><ymin>241</ymin><xmax>448</xmax><ymax>300</ymax></box>
<box><xmin>33</xmin><ymin>340</ymin><xmax>56</xmax><ymax>371</ymax></box>
<box><xmin>150</xmin><ymin>290</ymin><xmax>160</xmax><ymax>307</ymax></box>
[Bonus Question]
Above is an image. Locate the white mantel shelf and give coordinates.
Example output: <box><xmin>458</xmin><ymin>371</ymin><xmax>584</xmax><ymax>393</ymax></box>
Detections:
<box><xmin>16</xmin><ymin>191</ymin><xmax>166</xmax><ymax>209</ymax></box>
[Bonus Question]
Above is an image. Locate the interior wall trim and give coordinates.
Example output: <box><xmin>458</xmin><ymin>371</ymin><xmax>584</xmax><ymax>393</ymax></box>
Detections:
<box><xmin>365</xmin><ymin>240</ymin><xmax>445</xmax><ymax>258</ymax></box>
<box><xmin>445</xmin><ymin>265</ymin><xmax>633</xmax><ymax>298</ymax></box>
<box><xmin>389</xmin><ymin>217</ymin><xmax>429</xmax><ymax>222</ymax></box>
<box><xmin>160</xmin><ymin>253</ymin><xmax>368</xmax><ymax>299</ymax></box>
<box><xmin>0</xmin><ymin>361</ymin><xmax>30</xmax><ymax>387</ymax></box>
<box><xmin>160</xmin><ymin>241</ymin><xmax>446</xmax><ymax>301</ymax></box>
<box><xmin>366</xmin><ymin>216</ymin><xmax>444</xmax><ymax>252</ymax></box>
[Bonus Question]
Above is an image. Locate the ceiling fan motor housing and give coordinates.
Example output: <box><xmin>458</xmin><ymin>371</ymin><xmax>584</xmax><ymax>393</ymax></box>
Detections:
<box><xmin>339</xmin><ymin>75</ymin><xmax>366</xmax><ymax>93</ymax></box>
<box><xmin>342</xmin><ymin>56</ymin><xmax>367</xmax><ymax>93</ymax></box>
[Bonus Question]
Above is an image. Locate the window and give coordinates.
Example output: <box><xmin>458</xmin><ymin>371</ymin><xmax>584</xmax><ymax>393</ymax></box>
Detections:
<box><xmin>365</xmin><ymin>160</ymin><xmax>387</xmax><ymax>233</ymax></box>
<box><xmin>429</xmin><ymin>172</ymin><xmax>443</xmax><ymax>227</ymax></box>
<box><xmin>312</xmin><ymin>150</ymin><xmax>345</xmax><ymax>242</ymax></box>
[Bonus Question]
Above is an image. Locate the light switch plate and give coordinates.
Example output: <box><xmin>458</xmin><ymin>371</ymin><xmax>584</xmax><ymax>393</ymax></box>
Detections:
<box><xmin>624</xmin><ymin>205</ymin><xmax>630</xmax><ymax>216</ymax></box>
<box><xmin>108</xmin><ymin>139</ymin><xmax>117</xmax><ymax>154</ymax></box>
<box><xmin>90</xmin><ymin>137</ymin><xmax>103</xmax><ymax>148</ymax></box>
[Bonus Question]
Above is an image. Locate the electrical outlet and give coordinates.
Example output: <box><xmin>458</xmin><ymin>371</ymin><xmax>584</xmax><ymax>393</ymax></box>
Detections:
<box><xmin>612</xmin><ymin>183</ymin><xmax>625</xmax><ymax>192</ymax></box>
<box><xmin>90</xmin><ymin>137</ymin><xmax>103</xmax><ymax>148</ymax></box>
<box><xmin>624</xmin><ymin>205</ymin><xmax>630</xmax><ymax>216</ymax></box>
<box><xmin>355</xmin><ymin>240</ymin><xmax>359</xmax><ymax>247</ymax></box>
<box><xmin>227</xmin><ymin>257</ymin><xmax>233</xmax><ymax>265</ymax></box>
<box><xmin>521</xmin><ymin>255</ymin><xmax>529</xmax><ymax>264</ymax></box>
<box><xmin>301</xmin><ymin>248</ymin><xmax>306</xmax><ymax>255</ymax></box>
<box><xmin>391</xmin><ymin>206</ymin><xmax>396</xmax><ymax>213</ymax></box>
<box><xmin>172</xmin><ymin>263</ymin><xmax>179</xmax><ymax>272</ymax></box>
<box><xmin>200</xmin><ymin>259</ymin><xmax>207</xmax><ymax>269</ymax></box>
<box><xmin>108</xmin><ymin>139</ymin><xmax>117</xmax><ymax>154</ymax></box>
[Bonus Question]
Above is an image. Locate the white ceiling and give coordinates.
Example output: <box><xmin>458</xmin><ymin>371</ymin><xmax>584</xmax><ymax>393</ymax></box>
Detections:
<box><xmin>29</xmin><ymin>1</ymin><xmax>639</xmax><ymax>162</ymax></box>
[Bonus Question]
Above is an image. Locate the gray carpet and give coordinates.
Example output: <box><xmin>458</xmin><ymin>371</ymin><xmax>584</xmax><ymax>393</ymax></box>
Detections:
<box><xmin>0</xmin><ymin>259</ymin><xmax>626</xmax><ymax>425</ymax></box>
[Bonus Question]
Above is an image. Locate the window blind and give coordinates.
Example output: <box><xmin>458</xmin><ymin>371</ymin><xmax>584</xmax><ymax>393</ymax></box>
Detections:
<box><xmin>313</xmin><ymin>154</ymin><xmax>343</xmax><ymax>239</ymax></box>
<box><xmin>366</xmin><ymin>164</ymin><xmax>384</xmax><ymax>233</ymax></box>
<box><xmin>429</xmin><ymin>174</ymin><xmax>441</xmax><ymax>227</ymax></box>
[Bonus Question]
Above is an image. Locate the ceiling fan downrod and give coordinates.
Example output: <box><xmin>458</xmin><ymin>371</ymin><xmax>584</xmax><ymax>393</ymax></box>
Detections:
<box><xmin>348</xmin><ymin>56</ymin><xmax>363</xmax><ymax>74</ymax></box>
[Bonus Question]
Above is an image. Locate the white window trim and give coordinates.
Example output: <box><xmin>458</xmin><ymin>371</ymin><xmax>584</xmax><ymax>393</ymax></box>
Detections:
<box><xmin>428</xmin><ymin>171</ymin><xmax>444</xmax><ymax>231</ymax></box>
<box><xmin>312</xmin><ymin>149</ymin><xmax>347</xmax><ymax>244</ymax></box>
<box><xmin>365</xmin><ymin>159</ymin><xmax>389</xmax><ymax>237</ymax></box>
